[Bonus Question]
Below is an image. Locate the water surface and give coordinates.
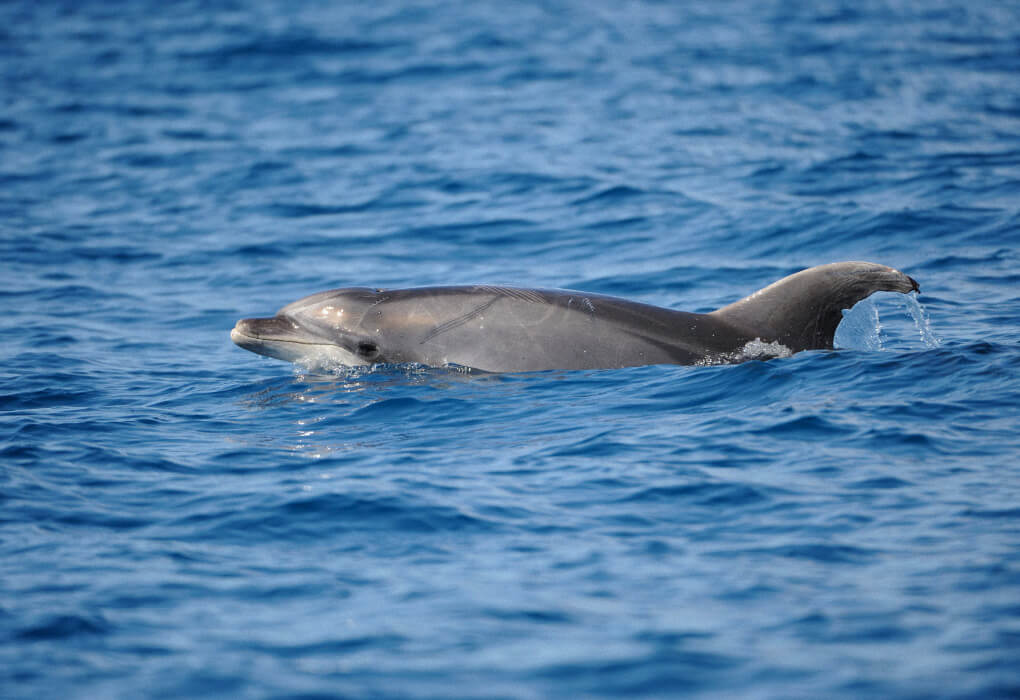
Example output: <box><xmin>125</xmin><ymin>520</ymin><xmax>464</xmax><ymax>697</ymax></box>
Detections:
<box><xmin>2</xmin><ymin>1</ymin><xmax>1019</xmax><ymax>697</ymax></box>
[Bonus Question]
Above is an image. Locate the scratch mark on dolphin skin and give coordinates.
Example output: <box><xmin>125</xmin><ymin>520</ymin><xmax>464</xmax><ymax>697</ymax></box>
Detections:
<box><xmin>367</xmin><ymin>295</ymin><xmax>390</xmax><ymax>311</ymax></box>
<box><xmin>419</xmin><ymin>296</ymin><xmax>501</xmax><ymax>344</ymax></box>
<box><xmin>474</xmin><ymin>286</ymin><xmax>546</xmax><ymax>304</ymax></box>
<box><xmin>568</xmin><ymin>296</ymin><xmax>596</xmax><ymax>320</ymax></box>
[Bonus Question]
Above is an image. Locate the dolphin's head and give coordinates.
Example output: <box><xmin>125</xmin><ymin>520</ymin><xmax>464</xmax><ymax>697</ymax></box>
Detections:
<box><xmin>231</xmin><ymin>288</ymin><xmax>385</xmax><ymax>367</ymax></box>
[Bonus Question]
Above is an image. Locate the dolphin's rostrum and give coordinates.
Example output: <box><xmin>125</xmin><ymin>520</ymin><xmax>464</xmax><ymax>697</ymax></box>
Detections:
<box><xmin>230</xmin><ymin>262</ymin><xmax>919</xmax><ymax>373</ymax></box>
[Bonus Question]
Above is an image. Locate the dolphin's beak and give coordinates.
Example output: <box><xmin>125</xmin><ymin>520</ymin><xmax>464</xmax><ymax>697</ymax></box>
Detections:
<box><xmin>230</xmin><ymin>320</ymin><xmax>253</xmax><ymax>345</ymax></box>
<box><xmin>231</xmin><ymin>314</ymin><xmax>365</xmax><ymax>366</ymax></box>
<box><xmin>230</xmin><ymin>316</ymin><xmax>305</xmax><ymax>354</ymax></box>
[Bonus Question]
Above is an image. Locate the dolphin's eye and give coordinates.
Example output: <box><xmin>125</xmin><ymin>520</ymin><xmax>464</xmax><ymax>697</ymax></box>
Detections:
<box><xmin>357</xmin><ymin>341</ymin><xmax>379</xmax><ymax>357</ymax></box>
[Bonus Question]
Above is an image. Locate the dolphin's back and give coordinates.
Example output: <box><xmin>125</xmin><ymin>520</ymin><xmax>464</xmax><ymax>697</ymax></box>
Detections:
<box><xmin>362</xmin><ymin>286</ymin><xmax>747</xmax><ymax>372</ymax></box>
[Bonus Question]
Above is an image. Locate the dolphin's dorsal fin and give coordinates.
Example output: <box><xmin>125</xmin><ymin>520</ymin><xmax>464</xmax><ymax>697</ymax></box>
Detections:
<box><xmin>710</xmin><ymin>262</ymin><xmax>919</xmax><ymax>352</ymax></box>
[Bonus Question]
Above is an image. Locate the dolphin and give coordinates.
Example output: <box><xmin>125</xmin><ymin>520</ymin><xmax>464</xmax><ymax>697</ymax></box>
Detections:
<box><xmin>230</xmin><ymin>261</ymin><xmax>919</xmax><ymax>373</ymax></box>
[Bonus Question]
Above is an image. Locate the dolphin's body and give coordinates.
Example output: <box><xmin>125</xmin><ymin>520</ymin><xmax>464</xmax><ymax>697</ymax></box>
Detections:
<box><xmin>231</xmin><ymin>262</ymin><xmax>919</xmax><ymax>373</ymax></box>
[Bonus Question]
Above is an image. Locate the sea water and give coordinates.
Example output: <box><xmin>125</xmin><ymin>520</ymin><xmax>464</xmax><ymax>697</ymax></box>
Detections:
<box><xmin>2</xmin><ymin>1</ymin><xmax>1019</xmax><ymax>697</ymax></box>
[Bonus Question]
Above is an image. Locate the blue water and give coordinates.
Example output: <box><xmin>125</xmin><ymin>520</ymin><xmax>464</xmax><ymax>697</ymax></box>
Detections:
<box><xmin>2</xmin><ymin>1</ymin><xmax>1019</xmax><ymax>697</ymax></box>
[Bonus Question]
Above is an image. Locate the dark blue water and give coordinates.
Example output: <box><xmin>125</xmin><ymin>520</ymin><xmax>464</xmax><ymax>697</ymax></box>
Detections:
<box><xmin>3</xmin><ymin>1</ymin><xmax>1019</xmax><ymax>697</ymax></box>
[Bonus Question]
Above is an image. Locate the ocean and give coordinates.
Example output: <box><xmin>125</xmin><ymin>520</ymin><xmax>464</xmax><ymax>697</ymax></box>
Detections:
<box><xmin>2</xmin><ymin>1</ymin><xmax>1019</xmax><ymax>697</ymax></box>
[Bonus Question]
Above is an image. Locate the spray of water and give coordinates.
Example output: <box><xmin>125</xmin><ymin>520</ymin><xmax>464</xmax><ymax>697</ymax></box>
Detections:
<box><xmin>904</xmin><ymin>293</ymin><xmax>941</xmax><ymax>347</ymax></box>
<box><xmin>835</xmin><ymin>298</ymin><xmax>883</xmax><ymax>350</ymax></box>
<box><xmin>835</xmin><ymin>291</ymin><xmax>939</xmax><ymax>351</ymax></box>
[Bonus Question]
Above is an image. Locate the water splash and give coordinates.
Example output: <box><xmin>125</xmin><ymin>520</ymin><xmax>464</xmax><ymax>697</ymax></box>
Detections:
<box><xmin>835</xmin><ymin>292</ymin><xmax>939</xmax><ymax>351</ymax></box>
<box><xmin>905</xmin><ymin>293</ymin><xmax>941</xmax><ymax>348</ymax></box>
<box><xmin>836</xmin><ymin>299</ymin><xmax>884</xmax><ymax>351</ymax></box>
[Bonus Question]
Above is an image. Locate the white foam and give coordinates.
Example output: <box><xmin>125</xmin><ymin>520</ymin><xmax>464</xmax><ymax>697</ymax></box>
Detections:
<box><xmin>695</xmin><ymin>338</ymin><xmax>792</xmax><ymax>366</ymax></box>
<box><xmin>739</xmin><ymin>338</ymin><xmax>793</xmax><ymax>361</ymax></box>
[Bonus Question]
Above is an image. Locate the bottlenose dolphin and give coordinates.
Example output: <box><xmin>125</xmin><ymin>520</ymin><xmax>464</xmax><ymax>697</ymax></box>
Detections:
<box><xmin>231</xmin><ymin>262</ymin><xmax>919</xmax><ymax>373</ymax></box>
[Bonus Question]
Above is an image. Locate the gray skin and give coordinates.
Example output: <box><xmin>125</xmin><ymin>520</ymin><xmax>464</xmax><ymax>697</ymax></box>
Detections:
<box><xmin>230</xmin><ymin>262</ymin><xmax>919</xmax><ymax>373</ymax></box>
